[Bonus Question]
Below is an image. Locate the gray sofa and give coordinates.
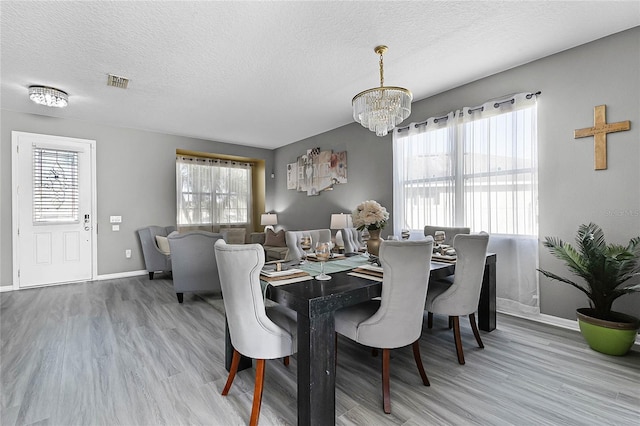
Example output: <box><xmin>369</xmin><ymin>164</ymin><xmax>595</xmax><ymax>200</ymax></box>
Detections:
<box><xmin>168</xmin><ymin>231</ymin><xmax>223</xmax><ymax>303</ymax></box>
<box><xmin>137</xmin><ymin>225</ymin><xmax>176</xmax><ymax>279</ymax></box>
<box><xmin>250</xmin><ymin>231</ymin><xmax>289</xmax><ymax>261</ymax></box>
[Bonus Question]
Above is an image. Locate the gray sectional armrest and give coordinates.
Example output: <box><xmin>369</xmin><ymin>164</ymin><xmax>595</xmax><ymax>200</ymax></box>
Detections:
<box><xmin>136</xmin><ymin>225</ymin><xmax>175</xmax><ymax>279</ymax></box>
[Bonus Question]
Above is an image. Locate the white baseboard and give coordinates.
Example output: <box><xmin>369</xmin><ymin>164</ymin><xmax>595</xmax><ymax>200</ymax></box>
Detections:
<box><xmin>96</xmin><ymin>270</ymin><xmax>148</xmax><ymax>280</ymax></box>
<box><xmin>0</xmin><ymin>270</ymin><xmax>148</xmax><ymax>292</ymax></box>
<box><xmin>499</xmin><ymin>309</ymin><xmax>640</xmax><ymax>346</ymax></box>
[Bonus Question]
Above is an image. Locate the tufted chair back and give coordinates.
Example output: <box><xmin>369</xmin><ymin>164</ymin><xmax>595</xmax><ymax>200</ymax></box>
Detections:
<box><xmin>352</xmin><ymin>238</ymin><xmax>434</xmax><ymax>348</ymax></box>
<box><xmin>214</xmin><ymin>240</ymin><xmax>295</xmax><ymax>359</ymax></box>
<box><xmin>427</xmin><ymin>233</ymin><xmax>489</xmax><ymax>316</ymax></box>
<box><xmin>284</xmin><ymin>229</ymin><xmax>331</xmax><ymax>260</ymax></box>
<box><xmin>342</xmin><ymin>228</ymin><xmax>364</xmax><ymax>253</ymax></box>
<box><xmin>424</xmin><ymin>225</ymin><xmax>470</xmax><ymax>246</ymax></box>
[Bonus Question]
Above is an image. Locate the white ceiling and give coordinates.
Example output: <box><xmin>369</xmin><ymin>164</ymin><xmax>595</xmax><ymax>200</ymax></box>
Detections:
<box><xmin>2</xmin><ymin>1</ymin><xmax>638</xmax><ymax>149</ymax></box>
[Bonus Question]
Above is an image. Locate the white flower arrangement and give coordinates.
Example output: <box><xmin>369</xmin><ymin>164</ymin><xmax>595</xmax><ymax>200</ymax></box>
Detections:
<box><xmin>352</xmin><ymin>200</ymin><xmax>389</xmax><ymax>231</ymax></box>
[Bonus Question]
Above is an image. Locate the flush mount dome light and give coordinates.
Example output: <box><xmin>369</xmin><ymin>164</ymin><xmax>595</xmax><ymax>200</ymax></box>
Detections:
<box><xmin>28</xmin><ymin>85</ymin><xmax>69</xmax><ymax>108</ymax></box>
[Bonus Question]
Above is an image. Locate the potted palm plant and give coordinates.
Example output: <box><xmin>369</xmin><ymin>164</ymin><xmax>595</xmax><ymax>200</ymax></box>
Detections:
<box><xmin>538</xmin><ymin>223</ymin><xmax>640</xmax><ymax>355</ymax></box>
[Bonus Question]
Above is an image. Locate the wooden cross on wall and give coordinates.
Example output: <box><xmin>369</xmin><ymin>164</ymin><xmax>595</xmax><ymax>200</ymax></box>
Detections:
<box><xmin>574</xmin><ymin>105</ymin><xmax>631</xmax><ymax>170</ymax></box>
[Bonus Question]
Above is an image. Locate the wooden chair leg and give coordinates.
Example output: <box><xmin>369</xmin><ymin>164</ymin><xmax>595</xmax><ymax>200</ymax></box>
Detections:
<box><xmin>283</xmin><ymin>356</ymin><xmax>289</xmax><ymax>366</ymax></box>
<box><xmin>411</xmin><ymin>341</ymin><xmax>430</xmax><ymax>386</ymax></box>
<box><xmin>427</xmin><ymin>312</ymin><xmax>433</xmax><ymax>329</ymax></box>
<box><xmin>149</xmin><ymin>271</ymin><xmax>154</xmax><ymax>280</ymax></box>
<box><xmin>381</xmin><ymin>349</ymin><xmax>392</xmax><ymax>414</ymax></box>
<box><xmin>448</xmin><ymin>316</ymin><xmax>454</xmax><ymax>329</ymax></box>
<box><xmin>222</xmin><ymin>349</ymin><xmax>240</xmax><ymax>395</ymax></box>
<box><xmin>469</xmin><ymin>313</ymin><xmax>484</xmax><ymax>348</ymax></box>
<box><xmin>452</xmin><ymin>316</ymin><xmax>465</xmax><ymax>365</ymax></box>
<box><xmin>176</xmin><ymin>293</ymin><xmax>183</xmax><ymax>303</ymax></box>
<box><xmin>249</xmin><ymin>359</ymin><xmax>266</xmax><ymax>426</ymax></box>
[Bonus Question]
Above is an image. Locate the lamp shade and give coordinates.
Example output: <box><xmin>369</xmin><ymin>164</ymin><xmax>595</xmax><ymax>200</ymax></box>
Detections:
<box><xmin>261</xmin><ymin>213</ymin><xmax>278</xmax><ymax>226</ymax></box>
<box><xmin>330</xmin><ymin>213</ymin><xmax>352</xmax><ymax>229</ymax></box>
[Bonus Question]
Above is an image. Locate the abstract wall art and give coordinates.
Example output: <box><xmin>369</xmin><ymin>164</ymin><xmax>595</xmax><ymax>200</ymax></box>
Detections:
<box><xmin>287</xmin><ymin>147</ymin><xmax>347</xmax><ymax>196</ymax></box>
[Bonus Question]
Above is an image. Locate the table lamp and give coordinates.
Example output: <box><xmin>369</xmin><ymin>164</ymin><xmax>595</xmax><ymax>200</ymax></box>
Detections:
<box><xmin>261</xmin><ymin>213</ymin><xmax>278</xmax><ymax>232</ymax></box>
<box><xmin>330</xmin><ymin>213</ymin><xmax>352</xmax><ymax>248</ymax></box>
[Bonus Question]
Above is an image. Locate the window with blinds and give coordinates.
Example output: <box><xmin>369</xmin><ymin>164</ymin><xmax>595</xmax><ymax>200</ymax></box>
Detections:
<box><xmin>33</xmin><ymin>147</ymin><xmax>79</xmax><ymax>223</ymax></box>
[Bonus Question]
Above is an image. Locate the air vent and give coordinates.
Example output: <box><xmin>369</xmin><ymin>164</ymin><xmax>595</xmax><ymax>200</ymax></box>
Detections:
<box><xmin>107</xmin><ymin>74</ymin><xmax>129</xmax><ymax>89</ymax></box>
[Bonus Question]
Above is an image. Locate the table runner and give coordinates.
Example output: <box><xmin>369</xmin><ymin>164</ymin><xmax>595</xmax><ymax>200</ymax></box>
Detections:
<box><xmin>298</xmin><ymin>254</ymin><xmax>371</xmax><ymax>275</ymax></box>
<box><xmin>260</xmin><ymin>254</ymin><xmax>372</xmax><ymax>294</ymax></box>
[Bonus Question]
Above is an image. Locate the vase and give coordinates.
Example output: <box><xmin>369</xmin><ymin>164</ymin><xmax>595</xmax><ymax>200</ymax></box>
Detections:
<box><xmin>576</xmin><ymin>308</ymin><xmax>639</xmax><ymax>356</ymax></box>
<box><xmin>367</xmin><ymin>228</ymin><xmax>383</xmax><ymax>257</ymax></box>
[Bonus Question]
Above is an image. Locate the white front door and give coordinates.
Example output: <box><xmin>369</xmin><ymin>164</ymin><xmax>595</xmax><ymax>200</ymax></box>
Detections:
<box><xmin>12</xmin><ymin>132</ymin><xmax>96</xmax><ymax>288</ymax></box>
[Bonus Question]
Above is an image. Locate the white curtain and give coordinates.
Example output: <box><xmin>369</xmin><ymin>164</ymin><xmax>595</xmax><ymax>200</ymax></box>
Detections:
<box><xmin>393</xmin><ymin>92</ymin><xmax>540</xmax><ymax>314</ymax></box>
<box><xmin>176</xmin><ymin>156</ymin><xmax>252</xmax><ymax>228</ymax></box>
<box><xmin>392</xmin><ymin>111</ymin><xmax>457</xmax><ymax>232</ymax></box>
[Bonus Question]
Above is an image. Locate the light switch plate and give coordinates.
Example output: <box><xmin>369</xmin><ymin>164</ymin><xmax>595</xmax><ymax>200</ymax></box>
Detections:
<box><xmin>110</xmin><ymin>216</ymin><xmax>122</xmax><ymax>223</ymax></box>
<box><xmin>112</xmin><ymin>224</ymin><xmax>120</xmax><ymax>231</ymax></box>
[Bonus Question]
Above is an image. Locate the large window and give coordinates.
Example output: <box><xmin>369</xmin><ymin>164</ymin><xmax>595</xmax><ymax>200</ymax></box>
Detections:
<box><xmin>393</xmin><ymin>93</ymin><xmax>538</xmax><ymax>236</ymax></box>
<box><xmin>393</xmin><ymin>92</ymin><xmax>540</xmax><ymax>315</ymax></box>
<box><xmin>176</xmin><ymin>156</ymin><xmax>252</xmax><ymax>226</ymax></box>
<box><xmin>461</xmin><ymin>108</ymin><xmax>538</xmax><ymax>235</ymax></box>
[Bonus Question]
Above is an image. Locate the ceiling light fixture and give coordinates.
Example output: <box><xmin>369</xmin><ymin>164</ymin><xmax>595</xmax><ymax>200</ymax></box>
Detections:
<box><xmin>352</xmin><ymin>45</ymin><xmax>412</xmax><ymax>137</ymax></box>
<box><xmin>28</xmin><ymin>85</ymin><xmax>68</xmax><ymax>108</ymax></box>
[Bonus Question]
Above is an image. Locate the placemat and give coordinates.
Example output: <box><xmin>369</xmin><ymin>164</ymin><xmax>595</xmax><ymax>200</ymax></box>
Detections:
<box><xmin>353</xmin><ymin>265</ymin><xmax>383</xmax><ymax>277</ymax></box>
<box><xmin>306</xmin><ymin>253</ymin><xmax>346</xmax><ymax>261</ymax></box>
<box><xmin>431</xmin><ymin>254</ymin><xmax>457</xmax><ymax>263</ymax></box>
<box><xmin>347</xmin><ymin>271</ymin><xmax>384</xmax><ymax>282</ymax></box>
<box><xmin>260</xmin><ymin>271</ymin><xmax>310</xmax><ymax>282</ymax></box>
<box><xmin>266</xmin><ymin>275</ymin><xmax>313</xmax><ymax>286</ymax></box>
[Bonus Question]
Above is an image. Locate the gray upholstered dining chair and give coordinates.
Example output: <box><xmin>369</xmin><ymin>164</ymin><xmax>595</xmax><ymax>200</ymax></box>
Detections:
<box><xmin>425</xmin><ymin>232</ymin><xmax>489</xmax><ymax>365</ymax></box>
<box><xmin>342</xmin><ymin>227</ymin><xmax>364</xmax><ymax>254</ymax></box>
<box><xmin>284</xmin><ymin>229</ymin><xmax>331</xmax><ymax>260</ymax></box>
<box><xmin>424</xmin><ymin>225</ymin><xmax>470</xmax><ymax>246</ymax></box>
<box><xmin>167</xmin><ymin>231</ymin><xmax>223</xmax><ymax>303</ymax></box>
<box><xmin>136</xmin><ymin>225</ymin><xmax>176</xmax><ymax>279</ymax></box>
<box><xmin>213</xmin><ymin>240</ymin><xmax>297</xmax><ymax>426</ymax></box>
<box><xmin>334</xmin><ymin>238</ymin><xmax>434</xmax><ymax>414</ymax></box>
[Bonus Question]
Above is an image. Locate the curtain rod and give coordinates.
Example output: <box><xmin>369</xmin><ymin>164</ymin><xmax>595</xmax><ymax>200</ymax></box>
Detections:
<box><xmin>396</xmin><ymin>91</ymin><xmax>541</xmax><ymax>133</ymax></box>
<box><xmin>176</xmin><ymin>156</ymin><xmax>254</xmax><ymax>166</ymax></box>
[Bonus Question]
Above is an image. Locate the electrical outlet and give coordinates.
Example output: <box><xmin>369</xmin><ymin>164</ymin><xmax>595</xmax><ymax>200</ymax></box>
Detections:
<box><xmin>125</xmin><ymin>249</ymin><xmax>131</xmax><ymax>258</ymax></box>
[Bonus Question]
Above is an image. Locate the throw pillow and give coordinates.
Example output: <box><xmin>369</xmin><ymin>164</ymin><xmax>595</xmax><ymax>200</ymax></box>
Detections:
<box><xmin>155</xmin><ymin>235</ymin><xmax>171</xmax><ymax>255</ymax></box>
<box><xmin>264</xmin><ymin>229</ymin><xmax>286</xmax><ymax>247</ymax></box>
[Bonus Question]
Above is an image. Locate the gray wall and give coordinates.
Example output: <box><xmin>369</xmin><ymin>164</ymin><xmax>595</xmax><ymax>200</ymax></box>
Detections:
<box><xmin>0</xmin><ymin>111</ymin><xmax>275</xmax><ymax>283</ymax></box>
<box><xmin>272</xmin><ymin>27</ymin><xmax>640</xmax><ymax>320</ymax></box>
<box><xmin>273</xmin><ymin>126</ymin><xmax>393</xmax><ymax>232</ymax></box>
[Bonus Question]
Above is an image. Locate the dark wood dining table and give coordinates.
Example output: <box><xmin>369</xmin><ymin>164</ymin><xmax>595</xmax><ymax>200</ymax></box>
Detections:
<box><xmin>225</xmin><ymin>253</ymin><xmax>496</xmax><ymax>426</ymax></box>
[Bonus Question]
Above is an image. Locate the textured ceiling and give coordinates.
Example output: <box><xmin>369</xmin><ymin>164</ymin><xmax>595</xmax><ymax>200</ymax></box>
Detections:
<box><xmin>1</xmin><ymin>1</ymin><xmax>639</xmax><ymax>149</ymax></box>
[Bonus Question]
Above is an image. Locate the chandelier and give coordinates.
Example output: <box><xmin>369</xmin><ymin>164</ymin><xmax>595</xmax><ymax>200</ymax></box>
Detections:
<box><xmin>352</xmin><ymin>45</ymin><xmax>412</xmax><ymax>137</ymax></box>
<box><xmin>28</xmin><ymin>86</ymin><xmax>69</xmax><ymax>108</ymax></box>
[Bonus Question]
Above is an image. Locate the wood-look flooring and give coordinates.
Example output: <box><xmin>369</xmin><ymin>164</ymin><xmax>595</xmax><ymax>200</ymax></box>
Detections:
<box><xmin>1</xmin><ymin>276</ymin><xmax>638</xmax><ymax>425</ymax></box>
